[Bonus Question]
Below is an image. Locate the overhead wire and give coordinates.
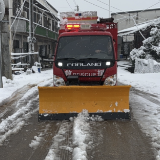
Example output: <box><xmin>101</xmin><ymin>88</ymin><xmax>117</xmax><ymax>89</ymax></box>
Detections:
<box><xmin>10</xmin><ymin>0</ymin><xmax>26</xmax><ymax>29</ymax></box>
<box><xmin>131</xmin><ymin>17</ymin><xmax>146</xmax><ymax>40</ymax></box>
<box><xmin>33</xmin><ymin>3</ymin><xmax>58</xmax><ymax>20</ymax></box>
<box><xmin>138</xmin><ymin>1</ymin><xmax>160</xmax><ymax>14</ymax></box>
<box><xmin>84</xmin><ymin>0</ymin><xmax>160</xmax><ymax>43</ymax></box>
<box><xmin>33</xmin><ymin>0</ymin><xmax>60</xmax><ymax>33</ymax></box>
<box><xmin>97</xmin><ymin>0</ymin><xmax>160</xmax><ymax>23</ymax></box>
<box><xmin>73</xmin><ymin>0</ymin><xmax>77</xmax><ymax>6</ymax></box>
<box><xmin>65</xmin><ymin>0</ymin><xmax>73</xmax><ymax>10</ymax></box>
<box><xmin>33</xmin><ymin>11</ymin><xmax>44</xmax><ymax>35</ymax></box>
<box><xmin>83</xmin><ymin>0</ymin><xmax>132</xmax><ymax>19</ymax></box>
<box><xmin>11</xmin><ymin>1</ymin><xmax>26</xmax><ymax>52</ymax></box>
<box><xmin>84</xmin><ymin>0</ymin><xmax>113</xmax><ymax>13</ymax></box>
<box><xmin>83</xmin><ymin>0</ymin><xmax>146</xmax><ymax>24</ymax></box>
<box><xmin>96</xmin><ymin>0</ymin><xmax>148</xmax><ymax>22</ymax></box>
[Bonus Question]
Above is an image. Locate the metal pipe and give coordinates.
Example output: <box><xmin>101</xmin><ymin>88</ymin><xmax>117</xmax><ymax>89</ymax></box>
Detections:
<box><xmin>0</xmin><ymin>20</ymin><xmax>3</xmax><ymax>88</ymax></box>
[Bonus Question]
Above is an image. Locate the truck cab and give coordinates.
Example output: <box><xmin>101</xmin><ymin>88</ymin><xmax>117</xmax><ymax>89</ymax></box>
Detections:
<box><xmin>53</xmin><ymin>12</ymin><xmax>118</xmax><ymax>86</ymax></box>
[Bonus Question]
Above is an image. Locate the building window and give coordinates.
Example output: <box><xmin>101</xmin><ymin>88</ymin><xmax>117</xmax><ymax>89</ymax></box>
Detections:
<box><xmin>23</xmin><ymin>42</ymin><xmax>28</xmax><ymax>53</ymax></box>
<box><xmin>37</xmin><ymin>11</ymin><xmax>42</xmax><ymax>25</ymax></box>
<box><xmin>23</xmin><ymin>1</ymin><xmax>29</xmax><ymax>19</ymax></box>
<box><xmin>39</xmin><ymin>45</ymin><xmax>47</xmax><ymax>58</ymax></box>
<box><xmin>48</xmin><ymin>18</ymin><xmax>51</xmax><ymax>30</ymax></box>
<box><xmin>52</xmin><ymin>19</ymin><xmax>55</xmax><ymax>31</ymax></box>
<box><xmin>33</xmin><ymin>7</ymin><xmax>37</xmax><ymax>23</ymax></box>
<box><xmin>43</xmin><ymin>14</ymin><xmax>48</xmax><ymax>28</ymax></box>
<box><xmin>13</xmin><ymin>0</ymin><xmax>21</xmax><ymax>16</ymax></box>
<box><xmin>55</xmin><ymin>21</ymin><xmax>58</xmax><ymax>32</ymax></box>
<box><xmin>13</xmin><ymin>40</ymin><xmax>19</xmax><ymax>49</ymax></box>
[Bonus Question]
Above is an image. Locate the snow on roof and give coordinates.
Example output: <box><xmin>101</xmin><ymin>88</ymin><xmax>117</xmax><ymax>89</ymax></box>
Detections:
<box><xmin>36</xmin><ymin>0</ymin><xmax>58</xmax><ymax>16</ymax></box>
<box><xmin>112</xmin><ymin>8</ymin><xmax>160</xmax><ymax>15</ymax></box>
<box><xmin>118</xmin><ymin>18</ymin><xmax>160</xmax><ymax>36</ymax></box>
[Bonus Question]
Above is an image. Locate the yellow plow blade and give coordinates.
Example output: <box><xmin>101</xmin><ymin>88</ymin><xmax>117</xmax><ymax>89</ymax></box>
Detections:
<box><xmin>38</xmin><ymin>86</ymin><xmax>131</xmax><ymax>120</ymax></box>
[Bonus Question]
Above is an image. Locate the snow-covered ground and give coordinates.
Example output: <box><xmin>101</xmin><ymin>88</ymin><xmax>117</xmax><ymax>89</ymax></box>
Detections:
<box><xmin>0</xmin><ymin>61</ymin><xmax>160</xmax><ymax>159</ymax></box>
<box><xmin>118</xmin><ymin>61</ymin><xmax>160</xmax><ymax>98</ymax></box>
<box><xmin>0</xmin><ymin>72</ymin><xmax>53</xmax><ymax>146</ymax></box>
<box><xmin>0</xmin><ymin>70</ymin><xmax>53</xmax><ymax>106</ymax></box>
<box><xmin>118</xmin><ymin>60</ymin><xmax>160</xmax><ymax>159</ymax></box>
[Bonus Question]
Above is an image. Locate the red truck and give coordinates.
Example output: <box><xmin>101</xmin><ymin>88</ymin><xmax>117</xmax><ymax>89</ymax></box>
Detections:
<box><xmin>38</xmin><ymin>12</ymin><xmax>131</xmax><ymax>121</ymax></box>
<box><xmin>54</xmin><ymin>15</ymin><xmax>118</xmax><ymax>86</ymax></box>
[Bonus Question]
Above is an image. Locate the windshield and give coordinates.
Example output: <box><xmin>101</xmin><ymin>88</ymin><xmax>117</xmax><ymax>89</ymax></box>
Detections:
<box><xmin>56</xmin><ymin>35</ymin><xmax>114</xmax><ymax>60</ymax></box>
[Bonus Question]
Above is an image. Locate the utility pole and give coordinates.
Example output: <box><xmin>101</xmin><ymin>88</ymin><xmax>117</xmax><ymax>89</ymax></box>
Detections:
<box><xmin>0</xmin><ymin>0</ymin><xmax>5</xmax><ymax>88</ymax></box>
<box><xmin>109</xmin><ymin>0</ymin><xmax>110</xmax><ymax>18</ymax></box>
<box><xmin>28</xmin><ymin>0</ymin><xmax>36</xmax><ymax>64</ymax></box>
<box><xmin>76</xmin><ymin>5</ymin><xmax>79</xmax><ymax>12</ymax></box>
<box><xmin>0</xmin><ymin>20</ymin><xmax>2</xmax><ymax>88</ymax></box>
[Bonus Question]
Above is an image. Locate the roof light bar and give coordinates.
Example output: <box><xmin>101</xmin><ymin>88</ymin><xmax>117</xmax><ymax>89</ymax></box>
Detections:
<box><xmin>67</xmin><ymin>25</ymin><xmax>73</xmax><ymax>28</ymax></box>
<box><xmin>74</xmin><ymin>25</ymin><xmax>80</xmax><ymax>28</ymax></box>
<box><xmin>66</xmin><ymin>24</ymin><xmax>80</xmax><ymax>30</ymax></box>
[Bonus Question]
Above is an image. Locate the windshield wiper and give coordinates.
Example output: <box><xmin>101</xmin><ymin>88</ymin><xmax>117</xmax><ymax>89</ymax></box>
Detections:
<box><xmin>78</xmin><ymin>58</ymin><xmax>102</xmax><ymax>60</ymax></box>
<box><xmin>57</xmin><ymin>58</ymin><xmax>79</xmax><ymax>60</ymax></box>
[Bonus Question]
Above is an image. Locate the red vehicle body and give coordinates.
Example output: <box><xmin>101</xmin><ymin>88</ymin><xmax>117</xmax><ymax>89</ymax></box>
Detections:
<box><xmin>38</xmin><ymin>16</ymin><xmax>131</xmax><ymax>121</ymax></box>
<box><xmin>53</xmin><ymin>22</ymin><xmax>118</xmax><ymax>86</ymax></box>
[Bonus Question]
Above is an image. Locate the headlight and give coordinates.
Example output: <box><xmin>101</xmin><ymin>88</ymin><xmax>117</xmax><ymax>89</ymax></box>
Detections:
<box><xmin>54</xmin><ymin>76</ymin><xmax>65</xmax><ymax>87</ymax></box>
<box><xmin>104</xmin><ymin>74</ymin><xmax>117</xmax><ymax>86</ymax></box>
<box><xmin>58</xmin><ymin>62</ymin><xmax>63</xmax><ymax>67</ymax></box>
<box><xmin>106</xmin><ymin>61</ymin><xmax>111</xmax><ymax>66</ymax></box>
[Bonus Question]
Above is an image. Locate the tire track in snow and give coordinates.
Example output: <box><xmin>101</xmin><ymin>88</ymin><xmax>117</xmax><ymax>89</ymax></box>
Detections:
<box><xmin>130</xmin><ymin>92</ymin><xmax>160</xmax><ymax>159</ymax></box>
<box><xmin>0</xmin><ymin>85</ymin><xmax>35</xmax><ymax>121</ymax></box>
<box><xmin>0</xmin><ymin>79</ymin><xmax>53</xmax><ymax>146</ymax></box>
<box><xmin>0</xmin><ymin>96</ymin><xmax>39</xmax><ymax>145</ymax></box>
<box><xmin>45</xmin><ymin>121</ymin><xmax>73</xmax><ymax>160</ymax></box>
<box><xmin>0</xmin><ymin>78</ymin><xmax>53</xmax><ymax>122</ymax></box>
<box><xmin>45</xmin><ymin>110</ymin><xmax>103</xmax><ymax>160</ymax></box>
<box><xmin>130</xmin><ymin>87</ymin><xmax>160</xmax><ymax>106</ymax></box>
<box><xmin>29</xmin><ymin>124</ymin><xmax>51</xmax><ymax>150</ymax></box>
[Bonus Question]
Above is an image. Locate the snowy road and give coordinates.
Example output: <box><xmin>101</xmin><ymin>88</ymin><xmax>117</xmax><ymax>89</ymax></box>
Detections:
<box><xmin>0</xmin><ymin>61</ymin><xmax>159</xmax><ymax>159</ymax></box>
<box><xmin>0</xmin><ymin>81</ymin><xmax>156</xmax><ymax>160</ymax></box>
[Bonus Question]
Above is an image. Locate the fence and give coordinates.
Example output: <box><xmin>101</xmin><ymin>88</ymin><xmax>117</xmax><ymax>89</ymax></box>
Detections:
<box><xmin>134</xmin><ymin>58</ymin><xmax>160</xmax><ymax>73</ymax></box>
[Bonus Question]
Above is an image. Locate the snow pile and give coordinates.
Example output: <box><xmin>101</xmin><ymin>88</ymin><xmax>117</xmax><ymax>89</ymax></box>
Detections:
<box><xmin>72</xmin><ymin>110</ymin><xmax>91</xmax><ymax>160</ymax></box>
<box><xmin>72</xmin><ymin>110</ymin><xmax>103</xmax><ymax>160</ymax></box>
<box><xmin>2</xmin><ymin>77</ymin><xmax>19</xmax><ymax>88</ymax></box>
<box><xmin>0</xmin><ymin>69</ymin><xmax>53</xmax><ymax>106</ymax></box>
<box><xmin>134</xmin><ymin>58</ymin><xmax>160</xmax><ymax>73</ymax></box>
<box><xmin>29</xmin><ymin>124</ymin><xmax>50</xmax><ymax>150</ymax></box>
<box><xmin>32</xmin><ymin>62</ymin><xmax>42</xmax><ymax>73</ymax></box>
<box><xmin>118</xmin><ymin>61</ymin><xmax>160</xmax><ymax>97</ymax></box>
<box><xmin>130</xmin><ymin>27</ymin><xmax>160</xmax><ymax>72</ymax></box>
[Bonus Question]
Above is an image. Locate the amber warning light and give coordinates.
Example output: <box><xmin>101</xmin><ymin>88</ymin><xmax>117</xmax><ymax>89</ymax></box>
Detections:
<box><xmin>66</xmin><ymin>24</ymin><xmax>80</xmax><ymax>30</ymax></box>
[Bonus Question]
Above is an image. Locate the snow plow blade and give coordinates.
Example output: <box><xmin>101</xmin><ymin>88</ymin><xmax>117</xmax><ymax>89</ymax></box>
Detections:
<box><xmin>38</xmin><ymin>86</ymin><xmax>131</xmax><ymax>120</ymax></box>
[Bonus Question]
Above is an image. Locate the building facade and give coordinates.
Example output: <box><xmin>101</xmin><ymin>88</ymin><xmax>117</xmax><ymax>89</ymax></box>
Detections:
<box><xmin>1</xmin><ymin>0</ymin><xmax>59</xmax><ymax>78</ymax></box>
<box><xmin>111</xmin><ymin>8</ymin><xmax>160</xmax><ymax>58</ymax></box>
<box><xmin>111</xmin><ymin>8</ymin><xmax>160</xmax><ymax>31</ymax></box>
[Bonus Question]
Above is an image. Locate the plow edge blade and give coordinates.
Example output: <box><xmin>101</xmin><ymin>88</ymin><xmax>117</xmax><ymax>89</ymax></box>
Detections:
<box><xmin>38</xmin><ymin>86</ymin><xmax>131</xmax><ymax>120</ymax></box>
